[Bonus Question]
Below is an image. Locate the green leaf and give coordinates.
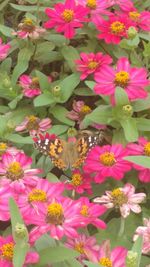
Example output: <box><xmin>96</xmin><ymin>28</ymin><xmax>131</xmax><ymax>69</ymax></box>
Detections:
<box><xmin>34</xmin><ymin>93</ymin><xmax>55</xmax><ymax>107</ymax></box>
<box><xmin>61</xmin><ymin>45</ymin><xmax>80</xmax><ymax>71</ymax></box>
<box><xmin>131</xmin><ymin>236</ymin><xmax>143</xmax><ymax>267</ymax></box>
<box><xmin>124</xmin><ymin>156</ymin><xmax>150</xmax><ymax>169</ymax></box>
<box><xmin>74</xmin><ymin>87</ymin><xmax>95</xmax><ymax>96</ymax></box>
<box><xmin>8</xmin><ymin>94</ymin><xmax>23</xmax><ymax>109</ymax></box>
<box><xmin>9</xmin><ymin>198</ymin><xmax>24</xmax><ymax>227</ymax></box>
<box><xmin>44</xmin><ymin>33</ymin><xmax>67</xmax><ymax>47</ymax></box>
<box><xmin>132</xmin><ymin>94</ymin><xmax>150</xmax><ymax>111</ymax></box>
<box><xmin>115</xmin><ymin>87</ymin><xmax>129</xmax><ymax>106</ymax></box>
<box><xmin>0</xmin><ymin>57</ymin><xmax>12</xmax><ymax>73</ymax></box>
<box><xmin>13</xmin><ymin>243</ymin><xmax>29</xmax><ymax>267</ymax></box>
<box><xmin>84</xmin><ymin>80</ymin><xmax>96</xmax><ymax>90</ymax></box>
<box><xmin>0</xmin><ymin>24</ymin><xmax>13</xmax><ymax>37</ymax></box>
<box><xmin>10</xmin><ymin>3</ymin><xmax>46</xmax><ymax>11</ymax></box>
<box><xmin>59</xmin><ymin>73</ymin><xmax>80</xmax><ymax>103</ymax></box>
<box><xmin>6</xmin><ymin>134</ymin><xmax>33</xmax><ymax>144</ymax></box>
<box><xmin>0</xmin><ymin>0</ymin><xmax>10</xmax><ymax>10</ymax></box>
<box><xmin>48</xmin><ymin>125</ymin><xmax>69</xmax><ymax>135</ymax></box>
<box><xmin>120</xmin><ymin>118</ymin><xmax>138</xmax><ymax>142</ymax></box>
<box><xmin>84</xmin><ymin>261</ymin><xmax>102</xmax><ymax>267</ymax></box>
<box><xmin>34</xmin><ymin>41</ymin><xmax>55</xmax><ymax>63</ymax></box>
<box><xmin>136</xmin><ymin>118</ymin><xmax>150</xmax><ymax>131</ymax></box>
<box><xmin>35</xmin><ymin>51</ymin><xmax>62</xmax><ymax>64</ymax></box>
<box><xmin>35</xmin><ymin>70</ymin><xmax>51</xmax><ymax>92</ymax></box>
<box><xmin>50</xmin><ymin>105</ymin><xmax>75</xmax><ymax>126</ymax></box>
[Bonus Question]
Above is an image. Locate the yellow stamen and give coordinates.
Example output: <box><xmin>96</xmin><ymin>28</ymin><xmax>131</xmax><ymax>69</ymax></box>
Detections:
<box><xmin>46</xmin><ymin>202</ymin><xmax>64</xmax><ymax>225</ymax></box>
<box><xmin>99</xmin><ymin>257</ymin><xmax>112</xmax><ymax>267</ymax></box>
<box><xmin>31</xmin><ymin>77</ymin><xmax>39</xmax><ymax>88</ymax></box>
<box><xmin>100</xmin><ymin>152</ymin><xmax>116</xmax><ymax>166</ymax></box>
<box><xmin>111</xmin><ymin>188</ymin><xmax>128</xmax><ymax>206</ymax></box>
<box><xmin>26</xmin><ymin>115</ymin><xmax>39</xmax><ymax>131</ymax></box>
<box><xmin>0</xmin><ymin>242</ymin><xmax>14</xmax><ymax>261</ymax></box>
<box><xmin>80</xmin><ymin>205</ymin><xmax>89</xmax><ymax>216</ymax></box>
<box><xmin>0</xmin><ymin>142</ymin><xmax>7</xmax><ymax>156</ymax></box>
<box><xmin>62</xmin><ymin>9</ymin><xmax>74</xmax><ymax>22</ymax></box>
<box><xmin>129</xmin><ymin>11</ymin><xmax>141</xmax><ymax>22</ymax></box>
<box><xmin>86</xmin><ymin>0</ymin><xmax>97</xmax><ymax>10</ymax></box>
<box><xmin>28</xmin><ymin>189</ymin><xmax>47</xmax><ymax>202</ymax></box>
<box><xmin>74</xmin><ymin>242</ymin><xmax>85</xmax><ymax>254</ymax></box>
<box><xmin>80</xmin><ymin>105</ymin><xmax>92</xmax><ymax>114</ymax></box>
<box><xmin>23</xmin><ymin>18</ymin><xmax>34</xmax><ymax>26</ymax></box>
<box><xmin>110</xmin><ymin>21</ymin><xmax>125</xmax><ymax>35</ymax></box>
<box><xmin>88</xmin><ymin>60</ymin><xmax>99</xmax><ymax>70</ymax></box>
<box><xmin>144</xmin><ymin>142</ymin><xmax>150</xmax><ymax>156</ymax></box>
<box><xmin>114</xmin><ymin>71</ymin><xmax>130</xmax><ymax>88</ymax></box>
<box><xmin>7</xmin><ymin>162</ymin><xmax>24</xmax><ymax>180</ymax></box>
<box><xmin>71</xmin><ymin>173</ymin><xmax>83</xmax><ymax>186</ymax></box>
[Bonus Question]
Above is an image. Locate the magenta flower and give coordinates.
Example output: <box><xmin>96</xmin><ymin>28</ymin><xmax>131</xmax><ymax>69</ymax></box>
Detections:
<box><xmin>19</xmin><ymin>75</ymin><xmax>41</xmax><ymax>98</ymax></box>
<box><xmin>0</xmin><ymin>187</ymin><xmax>14</xmax><ymax>221</ymax></box>
<box><xmin>107</xmin><ymin>0</ymin><xmax>134</xmax><ymax>11</ymax></box>
<box><xmin>76</xmin><ymin>52</ymin><xmax>112</xmax><ymax>80</ymax></box>
<box><xmin>65</xmin><ymin>170</ymin><xmax>92</xmax><ymax>194</ymax></box>
<box><xmin>44</xmin><ymin>0</ymin><xmax>89</xmax><ymax>39</ymax></box>
<box><xmin>84</xmin><ymin>144</ymin><xmax>131</xmax><ymax>183</ymax></box>
<box><xmin>94</xmin><ymin>183</ymin><xmax>146</xmax><ymax>218</ymax></box>
<box><xmin>128</xmin><ymin>9</ymin><xmax>150</xmax><ymax>31</ymax></box>
<box><xmin>15</xmin><ymin>115</ymin><xmax>52</xmax><ymax>136</ymax></box>
<box><xmin>77</xmin><ymin>197</ymin><xmax>106</xmax><ymax>229</ymax></box>
<box><xmin>0</xmin><ymin>142</ymin><xmax>21</xmax><ymax>159</ymax></box>
<box><xmin>0</xmin><ymin>152</ymin><xmax>41</xmax><ymax>193</ymax></box>
<box><xmin>66</xmin><ymin>234</ymin><xmax>99</xmax><ymax>263</ymax></box>
<box><xmin>17</xmin><ymin>179</ymin><xmax>64</xmax><ymax>224</ymax></box>
<box><xmin>94</xmin><ymin>14</ymin><xmax>132</xmax><ymax>44</ymax></box>
<box><xmin>94</xmin><ymin>240</ymin><xmax>127</xmax><ymax>267</ymax></box>
<box><xmin>0</xmin><ymin>235</ymin><xmax>39</xmax><ymax>267</ymax></box>
<box><xmin>0</xmin><ymin>38</ymin><xmax>11</xmax><ymax>61</ymax></box>
<box><xmin>133</xmin><ymin>218</ymin><xmax>150</xmax><ymax>255</ymax></box>
<box><xmin>127</xmin><ymin>137</ymin><xmax>150</xmax><ymax>182</ymax></box>
<box><xmin>94</xmin><ymin>57</ymin><xmax>149</xmax><ymax>103</ymax></box>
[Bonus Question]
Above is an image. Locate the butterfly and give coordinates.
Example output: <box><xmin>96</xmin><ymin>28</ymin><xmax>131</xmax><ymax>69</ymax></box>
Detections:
<box><xmin>33</xmin><ymin>130</ymin><xmax>106</xmax><ymax>170</ymax></box>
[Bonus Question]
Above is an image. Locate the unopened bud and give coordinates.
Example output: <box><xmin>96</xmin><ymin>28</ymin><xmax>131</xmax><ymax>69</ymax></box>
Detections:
<box><xmin>122</xmin><ymin>104</ymin><xmax>133</xmax><ymax>117</ymax></box>
<box><xmin>67</xmin><ymin>127</ymin><xmax>78</xmax><ymax>137</ymax></box>
<box><xmin>15</xmin><ymin>223</ymin><xmax>28</xmax><ymax>239</ymax></box>
<box><xmin>127</xmin><ymin>27</ymin><xmax>138</xmax><ymax>39</ymax></box>
<box><xmin>52</xmin><ymin>85</ymin><xmax>61</xmax><ymax>97</ymax></box>
<box><xmin>126</xmin><ymin>251</ymin><xmax>138</xmax><ymax>267</ymax></box>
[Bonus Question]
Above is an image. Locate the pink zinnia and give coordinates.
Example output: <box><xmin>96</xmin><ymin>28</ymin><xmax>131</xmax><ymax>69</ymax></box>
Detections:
<box><xmin>15</xmin><ymin>115</ymin><xmax>52</xmax><ymax>136</ymax></box>
<box><xmin>84</xmin><ymin>144</ymin><xmax>131</xmax><ymax>183</ymax></box>
<box><xmin>66</xmin><ymin>234</ymin><xmax>99</xmax><ymax>262</ymax></box>
<box><xmin>0</xmin><ymin>38</ymin><xmax>11</xmax><ymax>61</ymax></box>
<box><xmin>127</xmin><ymin>137</ymin><xmax>150</xmax><ymax>183</ymax></box>
<box><xmin>0</xmin><ymin>152</ymin><xmax>41</xmax><ymax>193</ymax></box>
<box><xmin>93</xmin><ymin>240</ymin><xmax>127</xmax><ymax>267</ymax></box>
<box><xmin>0</xmin><ymin>235</ymin><xmax>39</xmax><ymax>267</ymax></box>
<box><xmin>107</xmin><ymin>0</ymin><xmax>134</xmax><ymax>11</ymax></box>
<box><xmin>0</xmin><ymin>142</ymin><xmax>20</xmax><ymax>158</ymax></box>
<box><xmin>0</xmin><ymin>187</ymin><xmax>14</xmax><ymax>221</ymax></box>
<box><xmin>94</xmin><ymin>14</ymin><xmax>132</xmax><ymax>44</ymax></box>
<box><xmin>127</xmin><ymin>9</ymin><xmax>150</xmax><ymax>31</ymax></box>
<box><xmin>76</xmin><ymin>52</ymin><xmax>112</xmax><ymax>80</ymax></box>
<box><xmin>133</xmin><ymin>218</ymin><xmax>150</xmax><ymax>255</ymax></box>
<box><xmin>65</xmin><ymin>170</ymin><xmax>92</xmax><ymax>194</ymax></box>
<box><xmin>94</xmin><ymin>57</ymin><xmax>149</xmax><ymax>103</ymax></box>
<box><xmin>94</xmin><ymin>183</ymin><xmax>146</xmax><ymax>218</ymax></box>
<box><xmin>19</xmin><ymin>75</ymin><xmax>41</xmax><ymax>98</ymax></box>
<box><xmin>44</xmin><ymin>0</ymin><xmax>89</xmax><ymax>39</ymax></box>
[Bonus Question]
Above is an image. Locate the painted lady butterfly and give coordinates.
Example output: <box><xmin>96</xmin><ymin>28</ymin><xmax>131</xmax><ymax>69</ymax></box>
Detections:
<box><xmin>33</xmin><ymin>130</ymin><xmax>105</xmax><ymax>170</ymax></box>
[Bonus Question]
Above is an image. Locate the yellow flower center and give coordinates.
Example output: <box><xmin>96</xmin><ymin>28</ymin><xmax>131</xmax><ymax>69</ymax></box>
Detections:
<box><xmin>129</xmin><ymin>11</ymin><xmax>141</xmax><ymax>22</ymax></box>
<box><xmin>62</xmin><ymin>9</ymin><xmax>74</xmax><ymax>22</ymax></box>
<box><xmin>20</xmin><ymin>18</ymin><xmax>35</xmax><ymax>33</ymax></box>
<box><xmin>7</xmin><ymin>162</ymin><xmax>24</xmax><ymax>180</ymax></box>
<box><xmin>0</xmin><ymin>242</ymin><xmax>14</xmax><ymax>261</ymax></box>
<box><xmin>110</xmin><ymin>21</ymin><xmax>125</xmax><ymax>35</ymax></box>
<box><xmin>100</xmin><ymin>152</ymin><xmax>116</xmax><ymax>166</ymax></box>
<box><xmin>80</xmin><ymin>205</ymin><xmax>89</xmax><ymax>216</ymax></box>
<box><xmin>111</xmin><ymin>188</ymin><xmax>128</xmax><ymax>206</ymax></box>
<box><xmin>71</xmin><ymin>173</ymin><xmax>83</xmax><ymax>186</ymax></box>
<box><xmin>144</xmin><ymin>142</ymin><xmax>150</xmax><ymax>156</ymax></box>
<box><xmin>86</xmin><ymin>0</ymin><xmax>97</xmax><ymax>9</ymax></box>
<box><xmin>28</xmin><ymin>189</ymin><xmax>47</xmax><ymax>202</ymax></box>
<box><xmin>114</xmin><ymin>71</ymin><xmax>130</xmax><ymax>88</ymax></box>
<box><xmin>31</xmin><ymin>77</ymin><xmax>40</xmax><ymax>88</ymax></box>
<box><xmin>46</xmin><ymin>202</ymin><xmax>64</xmax><ymax>225</ymax></box>
<box><xmin>23</xmin><ymin>18</ymin><xmax>34</xmax><ymax>26</ymax></box>
<box><xmin>88</xmin><ymin>60</ymin><xmax>99</xmax><ymax>70</ymax></box>
<box><xmin>26</xmin><ymin>115</ymin><xmax>39</xmax><ymax>131</ymax></box>
<box><xmin>80</xmin><ymin>105</ymin><xmax>92</xmax><ymax>114</ymax></box>
<box><xmin>74</xmin><ymin>242</ymin><xmax>85</xmax><ymax>254</ymax></box>
<box><xmin>0</xmin><ymin>142</ymin><xmax>7</xmax><ymax>156</ymax></box>
<box><xmin>99</xmin><ymin>257</ymin><xmax>112</xmax><ymax>267</ymax></box>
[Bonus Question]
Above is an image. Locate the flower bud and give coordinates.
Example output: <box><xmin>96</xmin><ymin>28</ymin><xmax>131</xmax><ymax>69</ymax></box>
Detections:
<box><xmin>3</xmin><ymin>78</ymin><xmax>11</xmax><ymax>88</ymax></box>
<box><xmin>15</xmin><ymin>223</ymin><xmax>28</xmax><ymax>240</ymax></box>
<box><xmin>126</xmin><ymin>251</ymin><xmax>138</xmax><ymax>267</ymax></box>
<box><xmin>122</xmin><ymin>104</ymin><xmax>133</xmax><ymax>117</ymax></box>
<box><xmin>52</xmin><ymin>85</ymin><xmax>61</xmax><ymax>97</ymax></box>
<box><xmin>67</xmin><ymin>127</ymin><xmax>78</xmax><ymax>137</ymax></box>
<box><xmin>127</xmin><ymin>27</ymin><xmax>138</xmax><ymax>39</ymax></box>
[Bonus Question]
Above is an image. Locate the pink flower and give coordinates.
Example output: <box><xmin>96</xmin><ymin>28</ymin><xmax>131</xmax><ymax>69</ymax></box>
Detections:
<box><xmin>0</xmin><ymin>143</ymin><xmax>20</xmax><ymax>158</ymax></box>
<box><xmin>75</xmin><ymin>52</ymin><xmax>112</xmax><ymax>80</ymax></box>
<box><xmin>17</xmin><ymin>179</ymin><xmax>64</xmax><ymax>223</ymax></box>
<box><xmin>93</xmin><ymin>240</ymin><xmax>127</xmax><ymax>267</ymax></box>
<box><xmin>0</xmin><ymin>235</ymin><xmax>39</xmax><ymax>267</ymax></box>
<box><xmin>77</xmin><ymin>197</ymin><xmax>106</xmax><ymax>229</ymax></box>
<box><xmin>13</xmin><ymin>18</ymin><xmax>45</xmax><ymax>39</ymax></box>
<box><xmin>0</xmin><ymin>38</ymin><xmax>11</xmax><ymax>61</ymax></box>
<box><xmin>29</xmin><ymin>197</ymin><xmax>86</xmax><ymax>242</ymax></box>
<box><xmin>107</xmin><ymin>0</ymin><xmax>134</xmax><ymax>11</ymax></box>
<box><xmin>94</xmin><ymin>57</ymin><xmax>149</xmax><ymax>103</ymax></box>
<box><xmin>94</xmin><ymin>14</ymin><xmax>132</xmax><ymax>44</ymax></box>
<box><xmin>0</xmin><ymin>187</ymin><xmax>14</xmax><ymax>221</ymax></box>
<box><xmin>126</xmin><ymin>9</ymin><xmax>150</xmax><ymax>31</ymax></box>
<box><xmin>84</xmin><ymin>144</ymin><xmax>131</xmax><ymax>183</ymax></box>
<box><xmin>19</xmin><ymin>75</ymin><xmax>41</xmax><ymax>98</ymax></box>
<box><xmin>44</xmin><ymin>0</ymin><xmax>89</xmax><ymax>39</ymax></box>
<box><xmin>133</xmin><ymin>218</ymin><xmax>150</xmax><ymax>255</ymax></box>
<box><xmin>127</xmin><ymin>137</ymin><xmax>150</xmax><ymax>182</ymax></box>
<box><xmin>0</xmin><ymin>152</ymin><xmax>41</xmax><ymax>193</ymax></box>
<box><xmin>65</xmin><ymin>170</ymin><xmax>92</xmax><ymax>194</ymax></box>
<box><xmin>94</xmin><ymin>183</ymin><xmax>146</xmax><ymax>218</ymax></box>
<box><xmin>15</xmin><ymin>115</ymin><xmax>52</xmax><ymax>136</ymax></box>
<box><xmin>66</xmin><ymin>234</ymin><xmax>99</xmax><ymax>262</ymax></box>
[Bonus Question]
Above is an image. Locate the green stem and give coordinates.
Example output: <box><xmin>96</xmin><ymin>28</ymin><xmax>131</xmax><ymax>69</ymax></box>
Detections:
<box><xmin>118</xmin><ymin>217</ymin><xmax>125</xmax><ymax>237</ymax></box>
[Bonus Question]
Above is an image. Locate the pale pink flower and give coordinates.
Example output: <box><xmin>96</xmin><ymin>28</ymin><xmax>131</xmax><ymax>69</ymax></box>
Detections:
<box><xmin>0</xmin><ymin>187</ymin><xmax>13</xmax><ymax>221</ymax></box>
<box><xmin>107</xmin><ymin>0</ymin><xmax>134</xmax><ymax>11</ymax></box>
<box><xmin>133</xmin><ymin>218</ymin><xmax>150</xmax><ymax>255</ymax></box>
<box><xmin>0</xmin><ymin>143</ymin><xmax>20</xmax><ymax>159</ymax></box>
<box><xmin>44</xmin><ymin>0</ymin><xmax>89</xmax><ymax>39</ymax></box>
<box><xmin>127</xmin><ymin>137</ymin><xmax>150</xmax><ymax>182</ymax></box>
<box><xmin>13</xmin><ymin>18</ymin><xmax>45</xmax><ymax>39</ymax></box>
<box><xmin>65</xmin><ymin>170</ymin><xmax>92</xmax><ymax>194</ymax></box>
<box><xmin>94</xmin><ymin>183</ymin><xmax>146</xmax><ymax>218</ymax></box>
<box><xmin>93</xmin><ymin>240</ymin><xmax>127</xmax><ymax>266</ymax></box>
<box><xmin>84</xmin><ymin>144</ymin><xmax>131</xmax><ymax>183</ymax></box>
<box><xmin>94</xmin><ymin>57</ymin><xmax>149</xmax><ymax>103</ymax></box>
<box><xmin>0</xmin><ymin>152</ymin><xmax>41</xmax><ymax>193</ymax></box>
<box><xmin>15</xmin><ymin>115</ymin><xmax>52</xmax><ymax>136</ymax></box>
<box><xmin>19</xmin><ymin>75</ymin><xmax>41</xmax><ymax>98</ymax></box>
<box><xmin>0</xmin><ymin>235</ymin><xmax>39</xmax><ymax>267</ymax></box>
<box><xmin>66</xmin><ymin>234</ymin><xmax>99</xmax><ymax>263</ymax></box>
<box><xmin>0</xmin><ymin>38</ymin><xmax>11</xmax><ymax>61</ymax></box>
<box><xmin>76</xmin><ymin>52</ymin><xmax>112</xmax><ymax>80</ymax></box>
